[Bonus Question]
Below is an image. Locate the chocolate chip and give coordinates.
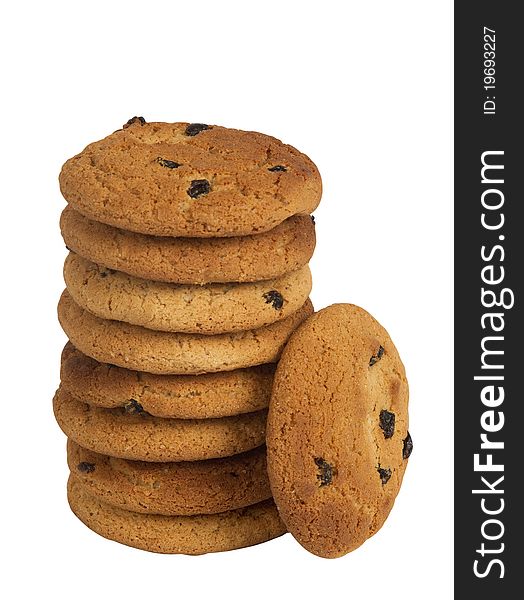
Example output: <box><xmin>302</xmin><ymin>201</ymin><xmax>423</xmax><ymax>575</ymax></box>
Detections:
<box><xmin>369</xmin><ymin>345</ymin><xmax>385</xmax><ymax>367</ymax></box>
<box><xmin>403</xmin><ymin>432</ymin><xmax>413</xmax><ymax>459</ymax></box>
<box><xmin>65</xmin><ymin>245</ymin><xmax>72</xmax><ymax>252</ymax></box>
<box><xmin>314</xmin><ymin>458</ymin><xmax>334</xmax><ymax>486</ymax></box>
<box><xmin>187</xmin><ymin>179</ymin><xmax>211</xmax><ymax>198</ymax></box>
<box><xmin>268</xmin><ymin>165</ymin><xmax>287</xmax><ymax>172</ymax></box>
<box><xmin>124</xmin><ymin>399</ymin><xmax>144</xmax><ymax>415</ymax></box>
<box><xmin>123</xmin><ymin>116</ymin><xmax>146</xmax><ymax>129</ymax></box>
<box><xmin>263</xmin><ymin>290</ymin><xmax>284</xmax><ymax>310</ymax></box>
<box><xmin>185</xmin><ymin>123</ymin><xmax>210</xmax><ymax>136</ymax></box>
<box><xmin>99</xmin><ymin>268</ymin><xmax>115</xmax><ymax>278</ymax></box>
<box><xmin>377</xmin><ymin>466</ymin><xmax>392</xmax><ymax>485</ymax></box>
<box><xmin>157</xmin><ymin>157</ymin><xmax>181</xmax><ymax>169</ymax></box>
<box><xmin>310</xmin><ymin>215</ymin><xmax>315</xmax><ymax>223</ymax></box>
<box><xmin>379</xmin><ymin>410</ymin><xmax>395</xmax><ymax>439</ymax></box>
<box><xmin>77</xmin><ymin>462</ymin><xmax>95</xmax><ymax>473</ymax></box>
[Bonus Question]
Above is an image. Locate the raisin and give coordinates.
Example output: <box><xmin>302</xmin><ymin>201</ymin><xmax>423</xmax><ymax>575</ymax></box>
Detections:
<box><xmin>263</xmin><ymin>290</ymin><xmax>284</xmax><ymax>310</ymax></box>
<box><xmin>157</xmin><ymin>157</ymin><xmax>181</xmax><ymax>169</ymax></box>
<box><xmin>310</xmin><ymin>215</ymin><xmax>315</xmax><ymax>223</ymax></box>
<box><xmin>77</xmin><ymin>462</ymin><xmax>95</xmax><ymax>474</ymax></box>
<box><xmin>187</xmin><ymin>179</ymin><xmax>211</xmax><ymax>198</ymax></box>
<box><xmin>369</xmin><ymin>345</ymin><xmax>385</xmax><ymax>367</ymax></box>
<box><xmin>377</xmin><ymin>466</ymin><xmax>391</xmax><ymax>485</ymax></box>
<box><xmin>123</xmin><ymin>116</ymin><xmax>146</xmax><ymax>128</ymax></box>
<box><xmin>185</xmin><ymin>123</ymin><xmax>210</xmax><ymax>136</ymax></box>
<box><xmin>314</xmin><ymin>458</ymin><xmax>334</xmax><ymax>486</ymax></box>
<box><xmin>379</xmin><ymin>410</ymin><xmax>395</xmax><ymax>439</ymax></box>
<box><xmin>403</xmin><ymin>432</ymin><xmax>413</xmax><ymax>459</ymax></box>
<box><xmin>268</xmin><ymin>165</ymin><xmax>287</xmax><ymax>172</ymax></box>
<box><xmin>65</xmin><ymin>245</ymin><xmax>72</xmax><ymax>252</ymax></box>
<box><xmin>124</xmin><ymin>399</ymin><xmax>144</xmax><ymax>415</ymax></box>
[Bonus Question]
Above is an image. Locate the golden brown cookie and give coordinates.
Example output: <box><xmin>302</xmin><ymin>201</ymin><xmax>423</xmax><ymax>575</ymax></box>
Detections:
<box><xmin>63</xmin><ymin>253</ymin><xmax>312</xmax><ymax>334</ymax></box>
<box><xmin>60</xmin><ymin>343</ymin><xmax>274</xmax><ymax>419</ymax></box>
<box><xmin>60</xmin><ymin>206</ymin><xmax>316</xmax><ymax>285</ymax></box>
<box><xmin>58</xmin><ymin>290</ymin><xmax>313</xmax><ymax>374</ymax></box>
<box><xmin>59</xmin><ymin>120</ymin><xmax>322</xmax><ymax>237</ymax></box>
<box><xmin>54</xmin><ymin>387</ymin><xmax>267</xmax><ymax>461</ymax></box>
<box><xmin>68</xmin><ymin>477</ymin><xmax>286</xmax><ymax>555</ymax></box>
<box><xmin>67</xmin><ymin>440</ymin><xmax>271</xmax><ymax>515</ymax></box>
<box><xmin>266</xmin><ymin>304</ymin><xmax>411</xmax><ymax>558</ymax></box>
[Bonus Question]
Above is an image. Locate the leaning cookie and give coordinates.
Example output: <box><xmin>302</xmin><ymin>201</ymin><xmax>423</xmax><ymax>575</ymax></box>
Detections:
<box><xmin>58</xmin><ymin>290</ymin><xmax>313</xmax><ymax>374</ymax></box>
<box><xmin>59</xmin><ymin>120</ymin><xmax>321</xmax><ymax>237</ymax></box>
<box><xmin>54</xmin><ymin>387</ymin><xmax>267</xmax><ymax>462</ymax></box>
<box><xmin>68</xmin><ymin>477</ymin><xmax>286</xmax><ymax>555</ymax></box>
<box><xmin>67</xmin><ymin>441</ymin><xmax>271</xmax><ymax>515</ymax></box>
<box><xmin>60</xmin><ymin>344</ymin><xmax>274</xmax><ymax>419</ymax></box>
<box><xmin>60</xmin><ymin>207</ymin><xmax>315</xmax><ymax>285</ymax></box>
<box><xmin>266</xmin><ymin>304</ymin><xmax>411</xmax><ymax>558</ymax></box>
<box><xmin>64</xmin><ymin>253</ymin><xmax>312</xmax><ymax>334</ymax></box>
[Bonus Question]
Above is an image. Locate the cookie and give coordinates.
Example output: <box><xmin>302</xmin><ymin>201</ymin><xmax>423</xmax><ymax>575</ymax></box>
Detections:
<box><xmin>58</xmin><ymin>290</ymin><xmax>313</xmax><ymax>374</ymax></box>
<box><xmin>266</xmin><ymin>304</ymin><xmax>411</xmax><ymax>558</ymax></box>
<box><xmin>61</xmin><ymin>343</ymin><xmax>274</xmax><ymax>419</ymax></box>
<box><xmin>67</xmin><ymin>440</ymin><xmax>271</xmax><ymax>515</ymax></box>
<box><xmin>68</xmin><ymin>477</ymin><xmax>285</xmax><ymax>555</ymax></box>
<box><xmin>54</xmin><ymin>387</ymin><xmax>267</xmax><ymax>462</ymax></box>
<box><xmin>60</xmin><ymin>206</ymin><xmax>315</xmax><ymax>285</ymax></box>
<box><xmin>64</xmin><ymin>252</ymin><xmax>312</xmax><ymax>334</ymax></box>
<box><xmin>59</xmin><ymin>120</ymin><xmax>321</xmax><ymax>237</ymax></box>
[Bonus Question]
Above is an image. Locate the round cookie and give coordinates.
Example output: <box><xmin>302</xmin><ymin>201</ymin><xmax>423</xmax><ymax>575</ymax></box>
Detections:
<box><xmin>59</xmin><ymin>119</ymin><xmax>322</xmax><ymax>237</ymax></box>
<box><xmin>64</xmin><ymin>253</ymin><xmax>312</xmax><ymax>334</ymax></box>
<box><xmin>58</xmin><ymin>290</ymin><xmax>313</xmax><ymax>375</ymax></box>
<box><xmin>67</xmin><ymin>440</ymin><xmax>271</xmax><ymax>515</ymax></box>
<box><xmin>60</xmin><ymin>343</ymin><xmax>274</xmax><ymax>419</ymax></box>
<box><xmin>68</xmin><ymin>477</ymin><xmax>286</xmax><ymax>555</ymax></box>
<box><xmin>266</xmin><ymin>304</ymin><xmax>411</xmax><ymax>558</ymax></box>
<box><xmin>54</xmin><ymin>387</ymin><xmax>267</xmax><ymax>462</ymax></box>
<box><xmin>60</xmin><ymin>206</ymin><xmax>316</xmax><ymax>285</ymax></box>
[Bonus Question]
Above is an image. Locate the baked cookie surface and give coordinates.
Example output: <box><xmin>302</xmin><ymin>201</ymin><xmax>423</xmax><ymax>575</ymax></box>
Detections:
<box><xmin>68</xmin><ymin>477</ymin><xmax>286</xmax><ymax>555</ymax></box>
<box><xmin>59</xmin><ymin>120</ymin><xmax>321</xmax><ymax>237</ymax></box>
<box><xmin>60</xmin><ymin>207</ymin><xmax>316</xmax><ymax>285</ymax></box>
<box><xmin>60</xmin><ymin>344</ymin><xmax>274</xmax><ymax>419</ymax></box>
<box><xmin>67</xmin><ymin>440</ymin><xmax>271</xmax><ymax>515</ymax></box>
<box><xmin>64</xmin><ymin>253</ymin><xmax>312</xmax><ymax>334</ymax></box>
<box><xmin>54</xmin><ymin>387</ymin><xmax>267</xmax><ymax>461</ymax></box>
<box><xmin>266</xmin><ymin>304</ymin><xmax>411</xmax><ymax>558</ymax></box>
<box><xmin>58</xmin><ymin>290</ymin><xmax>313</xmax><ymax>374</ymax></box>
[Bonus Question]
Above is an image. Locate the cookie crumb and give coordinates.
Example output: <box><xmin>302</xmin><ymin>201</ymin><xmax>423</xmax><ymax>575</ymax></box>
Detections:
<box><xmin>379</xmin><ymin>410</ymin><xmax>395</xmax><ymax>439</ymax></box>
<box><xmin>314</xmin><ymin>457</ymin><xmax>334</xmax><ymax>486</ymax></box>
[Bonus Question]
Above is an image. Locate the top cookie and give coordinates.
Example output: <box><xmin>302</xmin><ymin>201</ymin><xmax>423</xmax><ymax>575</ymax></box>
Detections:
<box><xmin>59</xmin><ymin>119</ymin><xmax>322</xmax><ymax>237</ymax></box>
<box><xmin>266</xmin><ymin>304</ymin><xmax>411</xmax><ymax>558</ymax></box>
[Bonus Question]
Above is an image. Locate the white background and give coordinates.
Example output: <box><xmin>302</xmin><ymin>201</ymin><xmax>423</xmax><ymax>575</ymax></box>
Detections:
<box><xmin>1</xmin><ymin>1</ymin><xmax>453</xmax><ymax>598</ymax></box>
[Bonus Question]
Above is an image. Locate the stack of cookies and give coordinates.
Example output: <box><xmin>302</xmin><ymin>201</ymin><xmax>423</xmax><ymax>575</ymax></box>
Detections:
<box><xmin>53</xmin><ymin>119</ymin><xmax>322</xmax><ymax>554</ymax></box>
